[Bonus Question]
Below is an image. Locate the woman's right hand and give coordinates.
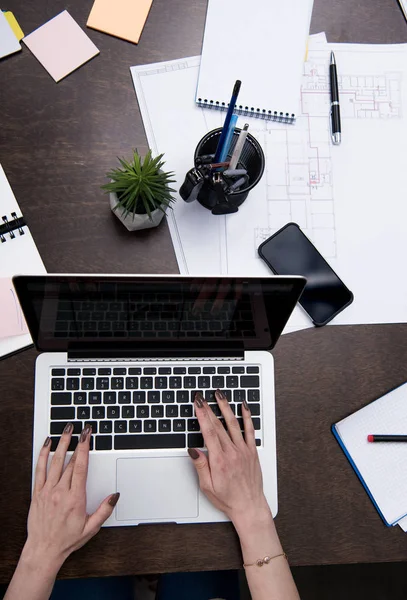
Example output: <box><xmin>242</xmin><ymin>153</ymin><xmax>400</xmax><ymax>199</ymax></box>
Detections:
<box><xmin>188</xmin><ymin>390</ymin><xmax>272</xmax><ymax>530</ymax></box>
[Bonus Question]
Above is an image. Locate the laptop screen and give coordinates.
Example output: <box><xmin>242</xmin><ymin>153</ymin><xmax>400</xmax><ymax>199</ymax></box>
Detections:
<box><xmin>13</xmin><ymin>275</ymin><xmax>305</xmax><ymax>353</ymax></box>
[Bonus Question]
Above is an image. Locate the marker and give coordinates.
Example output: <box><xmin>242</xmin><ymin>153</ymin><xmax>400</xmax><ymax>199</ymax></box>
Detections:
<box><xmin>218</xmin><ymin>114</ymin><xmax>238</xmax><ymax>163</ymax></box>
<box><xmin>214</xmin><ymin>80</ymin><xmax>242</xmax><ymax>163</ymax></box>
<box><xmin>229</xmin><ymin>175</ymin><xmax>248</xmax><ymax>192</ymax></box>
<box><xmin>224</xmin><ymin>168</ymin><xmax>247</xmax><ymax>177</ymax></box>
<box><xmin>330</xmin><ymin>52</ymin><xmax>341</xmax><ymax>145</ymax></box>
<box><xmin>367</xmin><ymin>435</ymin><xmax>407</xmax><ymax>442</ymax></box>
<box><xmin>229</xmin><ymin>123</ymin><xmax>249</xmax><ymax>170</ymax></box>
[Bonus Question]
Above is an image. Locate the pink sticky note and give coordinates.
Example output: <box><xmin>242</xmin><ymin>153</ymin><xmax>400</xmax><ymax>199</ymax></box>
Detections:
<box><xmin>0</xmin><ymin>278</ymin><xmax>28</xmax><ymax>339</ymax></box>
<box><xmin>23</xmin><ymin>10</ymin><xmax>99</xmax><ymax>82</ymax></box>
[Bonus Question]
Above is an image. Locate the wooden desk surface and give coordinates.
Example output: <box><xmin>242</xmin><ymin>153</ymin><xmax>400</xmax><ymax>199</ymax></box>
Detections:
<box><xmin>1</xmin><ymin>0</ymin><xmax>407</xmax><ymax>583</ymax></box>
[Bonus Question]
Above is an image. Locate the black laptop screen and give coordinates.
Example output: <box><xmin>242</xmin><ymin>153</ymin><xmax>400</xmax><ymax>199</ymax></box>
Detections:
<box><xmin>13</xmin><ymin>276</ymin><xmax>305</xmax><ymax>353</ymax></box>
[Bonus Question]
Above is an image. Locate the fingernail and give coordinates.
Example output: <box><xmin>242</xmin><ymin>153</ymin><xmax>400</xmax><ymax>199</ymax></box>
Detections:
<box><xmin>243</xmin><ymin>399</ymin><xmax>250</xmax><ymax>412</ymax></box>
<box><xmin>43</xmin><ymin>436</ymin><xmax>51</xmax><ymax>447</ymax></box>
<box><xmin>109</xmin><ymin>492</ymin><xmax>120</xmax><ymax>507</ymax></box>
<box><xmin>195</xmin><ymin>392</ymin><xmax>204</xmax><ymax>408</ymax></box>
<box><xmin>64</xmin><ymin>422</ymin><xmax>73</xmax><ymax>434</ymax></box>
<box><xmin>216</xmin><ymin>388</ymin><xmax>227</xmax><ymax>401</ymax></box>
<box><xmin>188</xmin><ymin>448</ymin><xmax>200</xmax><ymax>460</ymax></box>
<box><xmin>80</xmin><ymin>424</ymin><xmax>92</xmax><ymax>443</ymax></box>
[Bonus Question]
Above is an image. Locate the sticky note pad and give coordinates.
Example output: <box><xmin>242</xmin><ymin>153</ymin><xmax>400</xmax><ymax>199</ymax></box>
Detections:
<box><xmin>23</xmin><ymin>10</ymin><xmax>99</xmax><ymax>82</ymax></box>
<box><xmin>0</xmin><ymin>10</ymin><xmax>21</xmax><ymax>58</ymax></box>
<box><xmin>4</xmin><ymin>11</ymin><xmax>24</xmax><ymax>41</ymax></box>
<box><xmin>87</xmin><ymin>0</ymin><xmax>153</xmax><ymax>44</ymax></box>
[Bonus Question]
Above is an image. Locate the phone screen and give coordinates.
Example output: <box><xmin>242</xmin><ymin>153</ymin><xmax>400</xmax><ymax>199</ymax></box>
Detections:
<box><xmin>258</xmin><ymin>223</ymin><xmax>353</xmax><ymax>326</ymax></box>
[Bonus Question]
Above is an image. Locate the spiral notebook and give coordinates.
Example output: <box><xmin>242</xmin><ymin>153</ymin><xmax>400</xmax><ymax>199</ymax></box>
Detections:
<box><xmin>196</xmin><ymin>0</ymin><xmax>314</xmax><ymax>123</ymax></box>
<box><xmin>0</xmin><ymin>164</ymin><xmax>46</xmax><ymax>359</ymax></box>
<box><xmin>332</xmin><ymin>382</ymin><xmax>407</xmax><ymax>527</ymax></box>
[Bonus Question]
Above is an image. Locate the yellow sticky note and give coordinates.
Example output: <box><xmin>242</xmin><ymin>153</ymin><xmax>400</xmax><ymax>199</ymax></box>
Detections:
<box><xmin>4</xmin><ymin>11</ymin><xmax>24</xmax><ymax>41</ymax></box>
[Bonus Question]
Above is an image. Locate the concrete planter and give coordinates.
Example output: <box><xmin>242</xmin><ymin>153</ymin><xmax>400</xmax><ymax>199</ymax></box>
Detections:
<box><xmin>110</xmin><ymin>192</ymin><xmax>167</xmax><ymax>231</ymax></box>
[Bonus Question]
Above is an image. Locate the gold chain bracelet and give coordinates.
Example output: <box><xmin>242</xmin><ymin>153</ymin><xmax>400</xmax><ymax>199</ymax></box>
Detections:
<box><xmin>243</xmin><ymin>552</ymin><xmax>287</xmax><ymax>568</ymax></box>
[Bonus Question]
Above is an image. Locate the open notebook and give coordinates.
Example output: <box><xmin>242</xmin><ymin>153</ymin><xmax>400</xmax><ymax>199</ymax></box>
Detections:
<box><xmin>0</xmin><ymin>164</ymin><xmax>46</xmax><ymax>359</ymax></box>
<box><xmin>333</xmin><ymin>382</ymin><xmax>407</xmax><ymax>527</ymax></box>
<box><xmin>196</xmin><ymin>0</ymin><xmax>314</xmax><ymax>123</ymax></box>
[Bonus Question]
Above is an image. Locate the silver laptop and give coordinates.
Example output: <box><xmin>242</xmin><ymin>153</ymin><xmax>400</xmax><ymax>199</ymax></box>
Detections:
<box><xmin>14</xmin><ymin>274</ymin><xmax>305</xmax><ymax>527</ymax></box>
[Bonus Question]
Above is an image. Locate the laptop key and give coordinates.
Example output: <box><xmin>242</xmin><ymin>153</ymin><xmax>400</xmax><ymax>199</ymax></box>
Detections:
<box><xmin>51</xmin><ymin>407</ymin><xmax>75</xmax><ymax>420</ymax></box>
<box><xmin>51</xmin><ymin>436</ymin><xmax>78</xmax><ymax>452</ymax></box>
<box><xmin>226</xmin><ymin>376</ymin><xmax>239</xmax><ymax>388</ymax></box>
<box><xmin>166</xmin><ymin>405</ymin><xmax>178</xmax><ymax>418</ymax></box>
<box><xmin>151</xmin><ymin>406</ymin><xmax>164</xmax><ymax>418</ymax></box>
<box><xmin>98</xmin><ymin>368</ymin><xmax>111</xmax><ymax>375</ymax></box>
<box><xmin>68</xmin><ymin>368</ymin><xmax>81</xmax><ymax>376</ymax></box>
<box><xmin>184</xmin><ymin>376</ymin><xmax>196</xmax><ymax>389</ymax></box>
<box><xmin>133</xmin><ymin>391</ymin><xmax>146</xmax><ymax>404</ymax></box>
<box><xmin>248</xmin><ymin>403</ymin><xmax>260</xmax><ymax>416</ymax></box>
<box><xmin>158</xmin><ymin>367</ymin><xmax>171</xmax><ymax>374</ymax></box>
<box><xmin>181</xmin><ymin>405</ymin><xmax>193</xmax><ymax>418</ymax></box>
<box><xmin>248</xmin><ymin>389</ymin><xmax>260</xmax><ymax>401</ymax></box>
<box><xmin>234</xmin><ymin>389</ymin><xmax>246</xmax><ymax>403</ymax></box>
<box><xmin>73</xmin><ymin>392</ymin><xmax>86</xmax><ymax>405</ymax></box>
<box><xmin>143</xmin><ymin>367</ymin><xmax>156</xmax><ymax>375</ymax></box>
<box><xmin>212</xmin><ymin>376</ymin><xmax>224</xmax><ymax>388</ymax></box>
<box><xmin>51</xmin><ymin>378</ymin><xmax>65</xmax><ymax>391</ymax></box>
<box><xmin>188</xmin><ymin>367</ymin><xmax>201</xmax><ymax>374</ymax></box>
<box><xmin>51</xmin><ymin>392</ymin><xmax>72</xmax><ymax>405</ymax></box>
<box><xmin>187</xmin><ymin>419</ymin><xmax>200</xmax><ymax>432</ymax></box>
<box><xmin>240</xmin><ymin>376</ymin><xmax>260</xmax><ymax>388</ymax></box>
<box><xmin>50</xmin><ymin>421</ymin><xmax>82</xmax><ymax>435</ymax></box>
<box><xmin>203</xmin><ymin>367</ymin><xmax>215</xmax><ymax>374</ymax></box>
<box><xmin>204</xmin><ymin>390</ymin><xmax>216</xmax><ymax>402</ymax></box>
<box><xmin>144</xmin><ymin>420</ymin><xmax>157</xmax><ymax>433</ymax></box>
<box><xmin>147</xmin><ymin>391</ymin><xmax>160</xmax><ymax>403</ymax></box>
<box><xmin>129</xmin><ymin>368</ymin><xmax>142</xmax><ymax>375</ymax></box>
<box><xmin>114</xmin><ymin>434</ymin><xmax>186</xmax><ymax>450</ymax></box>
<box><xmin>107</xmin><ymin>406</ymin><xmax>120</xmax><ymax>419</ymax></box>
<box><xmin>81</xmin><ymin>378</ymin><xmax>95</xmax><ymax>390</ymax></box>
<box><xmin>198</xmin><ymin>376</ymin><xmax>210</xmax><ymax>388</ymax></box>
<box><xmin>247</xmin><ymin>366</ymin><xmax>259</xmax><ymax>374</ymax></box>
<box><xmin>256</xmin><ymin>439</ymin><xmax>261</xmax><ymax>446</ymax></box>
<box><xmin>111</xmin><ymin>377</ymin><xmax>124</xmax><ymax>390</ymax></box>
<box><xmin>169</xmin><ymin>377</ymin><xmax>182</xmax><ymax>389</ymax></box>
<box><xmin>155</xmin><ymin>377</ymin><xmax>167</xmax><ymax>389</ymax></box>
<box><xmin>92</xmin><ymin>406</ymin><xmax>105</xmax><ymax>419</ymax></box>
<box><xmin>129</xmin><ymin>420</ymin><xmax>142</xmax><ymax>433</ymax></box>
<box><xmin>77</xmin><ymin>406</ymin><xmax>90</xmax><ymax>420</ymax></box>
<box><xmin>188</xmin><ymin>433</ymin><xmax>204</xmax><ymax>448</ymax></box>
<box><xmin>159</xmin><ymin>419</ymin><xmax>171</xmax><ymax>432</ymax></box>
<box><xmin>218</xmin><ymin>367</ymin><xmax>230</xmax><ymax>374</ymax></box>
<box><xmin>162</xmin><ymin>391</ymin><xmax>175</xmax><ymax>403</ymax></box>
<box><xmin>100</xmin><ymin>421</ymin><xmax>113</xmax><ymax>433</ymax></box>
<box><xmin>140</xmin><ymin>377</ymin><xmax>153</xmax><ymax>389</ymax></box>
<box><xmin>173</xmin><ymin>419</ymin><xmax>186</xmax><ymax>432</ymax></box>
<box><xmin>52</xmin><ymin>368</ymin><xmax>65</xmax><ymax>376</ymax></box>
<box><xmin>125</xmin><ymin>377</ymin><xmax>138</xmax><ymax>390</ymax></box>
<box><xmin>137</xmin><ymin>406</ymin><xmax>149</xmax><ymax>418</ymax></box>
<box><xmin>173</xmin><ymin>367</ymin><xmax>186</xmax><ymax>374</ymax></box>
<box><xmin>209</xmin><ymin>404</ymin><xmax>221</xmax><ymax>417</ymax></box>
<box><xmin>103</xmin><ymin>392</ymin><xmax>117</xmax><ymax>404</ymax></box>
<box><xmin>232</xmin><ymin>366</ymin><xmax>245</xmax><ymax>374</ymax></box>
<box><xmin>114</xmin><ymin>421</ymin><xmax>127</xmax><ymax>433</ymax></box>
<box><xmin>113</xmin><ymin>368</ymin><xmax>126</xmax><ymax>375</ymax></box>
<box><xmin>84</xmin><ymin>421</ymin><xmax>98</xmax><ymax>434</ymax></box>
<box><xmin>176</xmin><ymin>390</ymin><xmax>189</xmax><ymax>403</ymax></box>
<box><xmin>122</xmin><ymin>406</ymin><xmax>135</xmax><ymax>419</ymax></box>
<box><xmin>252</xmin><ymin>418</ymin><xmax>261</xmax><ymax>430</ymax></box>
<box><xmin>83</xmin><ymin>368</ymin><xmax>96</xmax><ymax>376</ymax></box>
<box><xmin>97</xmin><ymin>378</ymin><xmax>110</xmax><ymax>390</ymax></box>
<box><xmin>118</xmin><ymin>391</ymin><xmax>131</xmax><ymax>404</ymax></box>
<box><xmin>89</xmin><ymin>392</ymin><xmax>102</xmax><ymax>404</ymax></box>
<box><xmin>96</xmin><ymin>436</ymin><xmax>112</xmax><ymax>450</ymax></box>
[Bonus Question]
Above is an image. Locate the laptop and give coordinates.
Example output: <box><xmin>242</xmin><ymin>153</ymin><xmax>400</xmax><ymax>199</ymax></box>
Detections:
<box><xmin>14</xmin><ymin>274</ymin><xmax>305</xmax><ymax>526</ymax></box>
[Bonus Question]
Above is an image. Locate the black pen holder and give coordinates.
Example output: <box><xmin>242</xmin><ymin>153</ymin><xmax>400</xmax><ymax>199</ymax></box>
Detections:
<box><xmin>190</xmin><ymin>127</ymin><xmax>265</xmax><ymax>215</ymax></box>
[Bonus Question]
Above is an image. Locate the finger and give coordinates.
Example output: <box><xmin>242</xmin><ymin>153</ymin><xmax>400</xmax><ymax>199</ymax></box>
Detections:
<box><xmin>187</xmin><ymin>448</ymin><xmax>213</xmax><ymax>494</ymax></box>
<box><xmin>215</xmin><ymin>389</ymin><xmax>245</xmax><ymax>446</ymax></box>
<box><xmin>242</xmin><ymin>399</ymin><xmax>256</xmax><ymax>449</ymax></box>
<box><xmin>34</xmin><ymin>436</ymin><xmax>52</xmax><ymax>494</ymax></box>
<box><xmin>84</xmin><ymin>493</ymin><xmax>120</xmax><ymax>538</ymax></box>
<box><xmin>71</xmin><ymin>425</ymin><xmax>92</xmax><ymax>493</ymax></box>
<box><xmin>59</xmin><ymin>444</ymin><xmax>78</xmax><ymax>489</ymax></box>
<box><xmin>194</xmin><ymin>393</ymin><xmax>223</xmax><ymax>455</ymax></box>
<box><xmin>203</xmin><ymin>394</ymin><xmax>233</xmax><ymax>450</ymax></box>
<box><xmin>46</xmin><ymin>423</ymin><xmax>74</xmax><ymax>487</ymax></box>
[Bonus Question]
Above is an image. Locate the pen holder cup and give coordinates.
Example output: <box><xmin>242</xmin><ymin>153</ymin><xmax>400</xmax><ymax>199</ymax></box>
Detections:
<box><xmin>194</xmin><ymin>127</ymin><xmax>265</xmax><ymax>213</ymax></box>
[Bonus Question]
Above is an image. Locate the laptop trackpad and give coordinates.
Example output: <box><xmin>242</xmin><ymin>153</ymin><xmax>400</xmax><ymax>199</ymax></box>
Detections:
<box><xmin>116</xmin><ymin>457</ymin><xmax>199</xmax><ymax>521</ymax></box>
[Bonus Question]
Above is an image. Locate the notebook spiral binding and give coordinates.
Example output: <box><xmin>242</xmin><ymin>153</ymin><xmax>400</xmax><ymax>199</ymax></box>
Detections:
<box><xmin>196</xmin><ymin>99</ymin><xmax>296</xmax><ymax>124</ymax></box>
<box><xmin>0</xmin><ymin>212</ymin><xmax>26</xmax><ymax>243</ymax></box>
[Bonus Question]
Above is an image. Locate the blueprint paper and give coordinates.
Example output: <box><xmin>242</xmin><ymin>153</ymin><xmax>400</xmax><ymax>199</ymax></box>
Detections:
<box><xmin>131</xmin><ymin>39</ymin><xmax>407</xmax><ymax>334</ymax></box>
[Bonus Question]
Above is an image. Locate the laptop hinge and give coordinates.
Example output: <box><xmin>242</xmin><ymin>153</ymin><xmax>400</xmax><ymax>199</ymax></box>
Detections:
<box><xmin>67</xmin><ymin>342</ymin><xmax>244</xmax><ymax>362</ymax></box>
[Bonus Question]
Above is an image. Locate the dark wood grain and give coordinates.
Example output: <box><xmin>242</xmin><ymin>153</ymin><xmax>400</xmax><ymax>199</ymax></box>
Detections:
<box><xmin>1</xmin><ymin>0</ymin><xmax>407</xmax><ymax>584</ymax></box>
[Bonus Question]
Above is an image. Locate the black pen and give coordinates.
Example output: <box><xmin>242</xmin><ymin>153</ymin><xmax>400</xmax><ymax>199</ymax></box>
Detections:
<box><xmin>368</xmin><ymin>435</ymin><xmax>407</xmax><ymax>442</ymax></box>
<box><xmin>330</xmin><ymin>52</ymin><xmax>341</xmax><ymax>145</ymax></box>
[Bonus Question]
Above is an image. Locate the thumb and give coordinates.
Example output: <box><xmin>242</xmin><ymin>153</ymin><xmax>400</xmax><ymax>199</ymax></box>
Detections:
<box><xmin>188</xmin><ymin>448</ymin><xmax>212</xmax><ymax>492</ymax></box>
<box><xmin>84</xmin><ymin>492</ymin><xmax>120</xmax><ymax>537</ymax></box>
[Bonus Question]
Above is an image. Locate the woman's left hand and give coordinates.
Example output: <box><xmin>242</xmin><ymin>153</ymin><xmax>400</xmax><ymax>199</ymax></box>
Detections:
<box><xmin>24</xmin><ymin>423</ymin><xmax>119</xmax><ymax>573</ymax></box>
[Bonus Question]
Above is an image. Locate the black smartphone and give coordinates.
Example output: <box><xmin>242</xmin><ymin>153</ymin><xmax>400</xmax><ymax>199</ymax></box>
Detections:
<box><xmin>258</xmin><ymin>222</ymin><xmax>354</xmax><ymax>326</ymax></box>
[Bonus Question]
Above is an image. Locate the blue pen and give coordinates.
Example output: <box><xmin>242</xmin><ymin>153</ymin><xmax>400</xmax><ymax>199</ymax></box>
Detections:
<box><xmin>214</xmin><ymin>80</ymin><xmax>241</xmax><ymax>163</ymax></box>
<box><xmin>218</xmin><ymin>114</ymin><xmax>238</xmax><ymax>163</ymax></box>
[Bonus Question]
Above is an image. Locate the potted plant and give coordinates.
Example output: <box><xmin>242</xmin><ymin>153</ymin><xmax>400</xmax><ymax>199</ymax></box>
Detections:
<box><xmin>102</xmin><ymin>150</ymin><xmax>176</xmax><ymax>231</ymax></box>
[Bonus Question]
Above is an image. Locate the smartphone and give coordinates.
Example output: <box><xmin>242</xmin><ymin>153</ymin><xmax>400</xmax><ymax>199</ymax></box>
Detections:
<box><xmin>258</xmin><ymin>222</ymin><xmax>353</xmax><ymax>326</ymax></box>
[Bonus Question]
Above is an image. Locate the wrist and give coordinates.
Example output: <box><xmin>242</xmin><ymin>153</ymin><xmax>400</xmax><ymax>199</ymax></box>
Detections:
<box><xmin>231</xmin><ymin>497</ymin><xmax>273</xmax><ymax>538</ymax></box>
<box><xmin>20</xmin><ymin>541</ymin><xmax>65</xmax><ymax>580</ymax></box>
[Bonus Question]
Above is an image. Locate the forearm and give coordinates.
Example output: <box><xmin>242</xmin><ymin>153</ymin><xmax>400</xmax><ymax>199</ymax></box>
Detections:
<box><xmin>234</xmin><ymin>508</ymin><xmax>300</xmax><ymax>600</ymax></box>
<box><xmin>4</xmin><ymin>543</ymin><xmax>61</xmax><ymax>600</ymax></box>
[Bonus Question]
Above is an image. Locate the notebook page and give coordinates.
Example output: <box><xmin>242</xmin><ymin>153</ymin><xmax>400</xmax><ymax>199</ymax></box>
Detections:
<box><xmin>335</xmin><ymin>382</ymin><xmax>407</xmax><ymax>525</ymax></box>
<box><xmin>196</xmin><ymin>0</ymin><xmax>314</xmax><ymax>118</ymax></box>
<box><xmin>0</xmin><ymin>164</ymin><xmax>46</xmax><ymax>358</ymax></box>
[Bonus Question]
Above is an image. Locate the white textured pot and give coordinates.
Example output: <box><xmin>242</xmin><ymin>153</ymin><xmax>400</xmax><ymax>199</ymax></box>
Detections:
<box><xmin>109</xmin><ymin>192</ymin><xmax>166</xmax><ymax>231</ymax></box>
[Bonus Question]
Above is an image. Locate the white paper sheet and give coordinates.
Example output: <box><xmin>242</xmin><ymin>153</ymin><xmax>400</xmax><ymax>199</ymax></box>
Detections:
<box><xmin>131</xmin><ymin>39</ymin><xmax>407</xmax><ymax>334</ymax></box>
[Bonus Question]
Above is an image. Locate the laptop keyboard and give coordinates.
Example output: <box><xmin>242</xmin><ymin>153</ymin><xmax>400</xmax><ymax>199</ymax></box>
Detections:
<box><xmin>49</xmin><ymin>364</ymin><xmax>262</xmax><ymax>452</ymax></box>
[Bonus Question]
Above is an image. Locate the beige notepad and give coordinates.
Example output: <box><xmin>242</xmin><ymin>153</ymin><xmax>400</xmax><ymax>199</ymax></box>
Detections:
<box><xmin>23</xmin><ymin>10</ymin><xmax>99</xmax><ymax>82</ymax></box>
<box><xmin>87</xmin><ymin>0</ymin><xmax>153</xmax><ymax>44</ymax></box>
